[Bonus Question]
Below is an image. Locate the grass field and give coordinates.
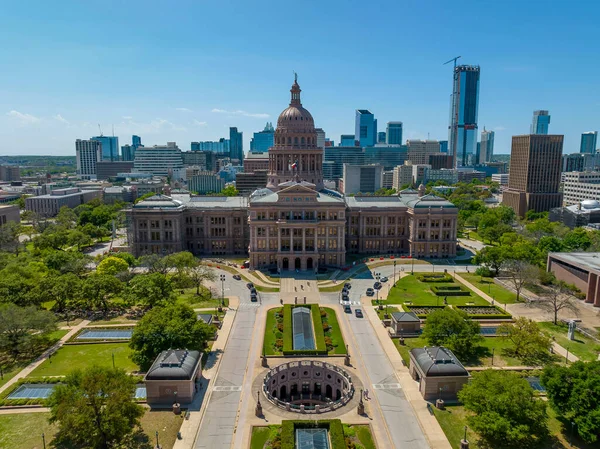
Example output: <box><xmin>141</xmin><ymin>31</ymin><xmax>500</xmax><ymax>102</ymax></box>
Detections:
<box><xmin>263</xmin><ymin>308</ymin><xmax>283</xmax><ymax>356</ymax></box>
<box><xmin>250</xmin><ymin>424</ymin><xmax>374</xmax><ymax>449</ymax></box>
<box><xmin>250</xmin><ymin>426</ymin><xmax>279</xmax><ymax>449</ymax></box>
<box><xmin>459</xmin><ymin>274</ymin><xmax>518</xmax><ymax>304</ymax></box>
<box><xmin>377</xmin><ymin>275</ymin><xmax>489</xmax><ymax>307</ymax></box>
<box><xmin>28</xmin><ymin>342</ymin><xmax>138</xmax><ymax>377</ymax></box>
<box><xmin>321</xmin><ymin>307</ymin><xmax>347</xmax><ymax>355</ymax></box>
<box><xmin>376</xmin><ymin>306</ymin><xmax>400</xmax><ymax>320</ymax></box>
<box><xmin>538</xmin><ymin>322</ymin><xmax>600</xmax><ymax>362</ymax></box>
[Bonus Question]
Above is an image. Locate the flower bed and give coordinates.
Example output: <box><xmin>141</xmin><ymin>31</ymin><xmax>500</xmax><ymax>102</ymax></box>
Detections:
<box><xmin>430</xmin><ymin>285</ymin><xmax>470</xmax><ymax>296</ymax></box>
<box><xmin>403</xmin><ymin>305</ymin><xmax>446</xmax><ymax>318</ymax></box>
<box><xmin>416</xmin><ymin>273</ymin><xmax>453</xmax><ymax>283</ymax></box>
<box><xmin>455</xmin><ymin>305</ymin><xmax>512</xmax><ymax>319</ymax></box>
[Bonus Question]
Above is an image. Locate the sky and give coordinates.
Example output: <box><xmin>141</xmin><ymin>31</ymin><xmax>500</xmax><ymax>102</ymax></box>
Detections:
<box><xmin>0</xmin><ymin>0</ymin><xmax>599</xmax><ymax>156</ymax></box>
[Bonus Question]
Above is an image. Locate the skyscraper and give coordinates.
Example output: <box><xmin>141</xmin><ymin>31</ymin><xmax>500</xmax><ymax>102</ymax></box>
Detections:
<box><xmin>76</xmin><ymin>139</ymin><xmax>102</xmax><ymax>180</ymax></box>
<box><xmin>377</xmin><ymin>132</ymin><xmax>386</xmax><ymax>143</ymax></box>
<box><xmin>250</xmin><ymin>122</ymin><xmax>275</xmax><ymax>152</ymax></box>
<box><xmin>386</xmin><ymin>122</ymin><xmax>403</xmax><ymax>145</ymax></box>
<box><xmin>355</xmin><ymin>110</ymin><xmax>377</xmax><ymax>147</ymax></box>
<box><xmin>229</xmin><ymin>127</ymin><xmax>243</xmax><ymax>162</ymax></box>
<box><xmin>132</xmin><ymin>135</ymin><xmax>142</xmax><ymax>148</ymax></box>
<box><xmin>502</xmin><ymin>134</ymin><xmax>564</xmax><ymax>217</ymax></box>
<box><xmin>340</xmin><ymin>135</ymin><xmax>356</xmax><ymax>146</ymax></box>
<box><xmin>531</xmin><ymin>110</ymin><xmax>550</xmax><ymax>134</ymax></box>
<box><xmin>121</xmin><ymin>145</ymin><xmax>134</xmax><ymax>161</ymax></box>
<box><xmin>315</xmin><ymin>128</ymin><xmax>326</xmax><ymax>149</ymax></box>
<box><xmin>580</xmin><ymin>131</ymin><xmax>598</xmax><ymax>154</ymax></box>
<box><xmin>91</xmin><ymin>135</ymin><xmax>119</xmax><ymax>162</ymax></box>
<box><xmin>479</xmin><ymin>128</ymin><xmax>495</xmax><ymax>163</ymax></box>
<box><xmin>448</xmin><ymin>65</ymin><xmax>480</xmax><ymax>167</ymax></box>
<box><xmin>439</xmin><ymin>140</ymin><xmax>448</xmax><ymax>153</ymax></box>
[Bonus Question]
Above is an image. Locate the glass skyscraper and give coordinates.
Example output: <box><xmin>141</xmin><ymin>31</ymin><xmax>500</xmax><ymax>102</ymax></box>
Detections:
<box><xmin>386</xmin><ymin>122</ymin><xmax>403</xmax><ymax>145</ymax></box>
<box><xmin>91</xmin><ymin>135</ymin><xmax>119</xmax><ymax>162</ymax></box>
<box><xmin>355</xmin><ymin>110</ymin><xmax>377</xmax><ymax>147</ymax></box>
<box><xmin>448</xmin><ymin>65</ymin><xmax>480</xmax><ymax>167</ymax></box>
<box><xmin>580</xmin><ymin>131</ymin><xmax>598</xmax><ymax>154</ymax></box>
<box><xmin>340</xmin><ymin>135</ymin><xmax>356</xmax><ymax>146</ymax></box>
<box><xmin>530</xmin><ymin>110</ymin><xmax>550</xmax><ymax>134</ymax></box>
<box><xmin>479</xmin><ymin>128</ymin><xmax>495</xmax><ymax>163</ymax></box>
<box><xmin>250</xmin><ymin>122</ymin><xmax>275</xmax><ymax>152</ymax></box>
<box><xmin>229</xmin><ymin>127</ymin><xmax>243</xmax><ymax>161</ymax></box>
<box><xmin>439</xmin><ymin>140</ymin><xmax>448</xmax><ymax>153</ymax></box>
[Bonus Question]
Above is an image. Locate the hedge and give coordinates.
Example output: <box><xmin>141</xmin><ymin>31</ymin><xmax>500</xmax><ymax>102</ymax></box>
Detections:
<box><xmin>416</xmin><ymin>273</ymin><xmax>453</xmax><ymax>283</ymax></box>
<box><xmin>430</xmin><ymin>286</ymin><xmax>470</xmax><ymax>296</ymax></box>
<box><xmin>281</xmin><ymin>419</ymin><xmax>345</xmax><ymax>449</ymax></box>
<box><xmin>282</xmin><ymin>304</ymin><xmax>327</xmax><ymax>356</ymax></box>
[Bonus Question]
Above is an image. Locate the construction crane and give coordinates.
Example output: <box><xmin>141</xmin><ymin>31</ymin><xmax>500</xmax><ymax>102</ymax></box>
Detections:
<box><xmin>97</xmin><ymin>124</ymin><xmax>103</xmax><ymax>137</ymax></box>
<box><xmin>443</xmin><ymin>55</ymin><xmax>461</xmax><ymax>69</ymax></box>
<box><xmin>444</xmin><ymin>56</ymin><xmax>461</xmax><ymax>168</ymax></box>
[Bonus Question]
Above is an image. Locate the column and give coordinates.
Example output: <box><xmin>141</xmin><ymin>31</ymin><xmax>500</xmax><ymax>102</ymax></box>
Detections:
<box><xmin>278</xmin><ymin>228</ymin><xmax>281</xmax><ymax>253</ymax></box>
<box><xmin>290</xmin><ymin>229</ymin><xmax>294</xmax><ymax>253</ymax></box>
<box><xmin>595</xmin><ymin>274</ymin><xmax>600</xmax><ymax>307</ymax></box>
<box><xmin>302</xmin><ymin>228</ymin><xmax>306</xmax><ymax>252</ymax></box>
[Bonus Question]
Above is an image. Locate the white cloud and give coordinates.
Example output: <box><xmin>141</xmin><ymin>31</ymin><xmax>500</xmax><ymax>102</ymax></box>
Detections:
<box><xmin>53</xmin><ymin>114</ymin><xmax>70</xmax><ymax>125</ymax></box>
<box><xmin>6</xmin><ymin>110</ymin><xmax>40</xmax><ymax>125</ymax></box>
<box><xmin>494</xmin><ymin>126</ymin><xmax>506</xmax><ymax>131</ymax></box>
<box><xmin>122</xmin><ymin>116</ymin><xmax>133</xmax><ymax>120</ymax></box>
<box><xmin>211</xmin><ymin>108</ymin><xmax>269</xmax><ymax>119</ymax></box>
<box><xmin>175</xmin><ymin>107</ymin><xmax>193</xmax><ymax>112</ymax></box>
<box><xmin>192</xmin><ymin>119</ymin><xmax>207</xmax><ymax>126</ymax></box>
<box><xmin>119</xmin><ymin>117</ymin><xmax>187</xmax><ymax>133</ymax></box>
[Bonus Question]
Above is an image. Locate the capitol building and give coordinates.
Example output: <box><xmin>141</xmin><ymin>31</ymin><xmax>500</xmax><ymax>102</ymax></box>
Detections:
<box><xmin>126</xmin><ymin>78</ymin><xmax>459</xmax><ymax>270</ymax></box>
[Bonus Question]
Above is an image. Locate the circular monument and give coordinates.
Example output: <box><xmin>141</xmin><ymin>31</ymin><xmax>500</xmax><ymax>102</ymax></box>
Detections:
<box><xmin>262</xmin><ymin>360</ymin><xmax>355</xmax><ymax>414</ymax></box>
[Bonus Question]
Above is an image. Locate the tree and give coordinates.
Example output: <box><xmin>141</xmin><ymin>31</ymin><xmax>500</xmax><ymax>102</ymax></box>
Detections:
<box><xmin>563</xmin><ymin>228</ymin><xmax>592</xmax><ymax>251</ymax></box>
<box><xmin>110</xmin><ymin>252</ymin><xmax>137</xmax><ymax>266</ymax></box>
<box><xmin>33</xmin><ymin>225</ymin><xmax>70</xmax><ymax>251</ymax></box>
<box><xmin>56</xmin><ymin>206</ymin><xmax>78</xmax><ymax>229</ymax></box>
<box><xmin>541</xmin><ymin>361</ymin><xmax>600</xmax><ymax>443</ymax></box>
<box><xmin>221</xmin><ymin>185</ymin><xmax>239</xmax><ymax>196</ymax></box>
<box><xmin>0</xmin><ymin>221</ymin><xmax>22</xmax><ymax>254</ymax></box>
<box><xmin>473</xmin><ymin>246</ymin><xmax>506</xmax><ymax>276</ymax></box>
<box><xmin>96</xmin><ymin>256</ymin><xmax>130</xmax><ymax>276</ymax></box>
<box><xmin>538</xmin><ymin>282</ymin><xmax>579</xmax><ymax>325</ymax></box>
<box><xmin>79</xmin><ymin>274</ymin><xmax>123</xmax><ymax>313</ymax></box>
<box><xmin>129</xmin><ymin>303</ymin><xmax>213</xmax><ymax>370</ymax></box>
<box><xmin>0</xmin><ymin>303</ymin><xmax>56</xmax><ymax>359</ymax></box>
<box><xmin>422</xmin><ymin>308</ymin><xmax>482</xmax><ymax>359</ymax></box>
<box><xmin>458</xmin><ymin>370</ymin><xmax>548</xmax><ymax>449</ymax></box>
<box><xmin>538</xmin><ymin>235</ymin><xmax>563</xmax><ymax>255</ymax></box>
<box><xmin>67</xmin><ymin>229</ymin><xmax>92</xmax><ymax>250</ymax></box>
<box><xmin>498</xmin><ymin>317</ymin><xmax>551</xmax><ymax>363</ymax></box>
<box><xmin>49</xmin><ymin>366</ymin><xmax>144</xmax><ymax>449</ymax></box>
<box><xmin>44</xmin><ymin>250</ymin><xmax>91</xmax><ymax>276</ymax></box>
<box><xmin>501</xmin><ymin>259</ymin><xmax>538</xmax><ymax>302</ymax></box>
<box><xmin>479</xmin><ymin>223</ymin><xmax>514</xmax><ymax>245</ymax></box>
<box><xmin>138</xmin><ymin>253</ymin><xmax>170</xmax><ymax>275</ymax></box>
<box><xmin>50</xmin><ymin>273</ymin><xmax>83</xmax><ymax>312</ymax></box>
<box><xmin>188</xmin><ymin>264</ymin><xmax>216</xmax><ymax>295</ymax></box>
<box><xmin>134</xmin><ymin>192</ymin><xmax>156</xmax><ymax>204</ymax></box>
<box><xmin>127</xmin><ymin>273</ymin><xmax>176</xmax><ymax>308</ymax></box>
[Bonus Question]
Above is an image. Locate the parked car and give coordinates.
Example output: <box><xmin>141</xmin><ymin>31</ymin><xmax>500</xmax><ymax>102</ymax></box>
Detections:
<box><xmin>380</xmin><ymin>276</ymin><xmax>388</xmax><ymax>283</ymax></box>
<box><xmin>233</xmin><ymin>274</ymin><xmax>242</xmax><ymax>280</ymax></box>
<box><xmin>344</xmin><ymin>282</ymin><xmax>351</xmax><ymax>289</ymax></box>
<box><xmin>366</xmin><ymin>288</ymin><xmax>375</xmax><ymax>296</ymax></box>
<box><xmin>355</xmin><ymin>308</ymin><xmax>363</xmax><ymax>318</ymax></box>
<box><xmin>246</xmin><ymin>283</ymin><xmax>254</xmax><ymax>289</ymax></box>
<box><xmin>250</xmin><ymin>293</ymin><xmax>258</xmax><ymax>302</ymax></box>
<box><xmin>250</xmin><ymin>287</ymin><xmax>257</xmax><ymax>295</ymax></box>
<box><xmin>373</xmin><ymin>282</ymin><xmax>382</xmax><ymax>290</ymax></box>
<box><xmin>344</xmin><ymin>305</ymin><xmax>352</xmax><ymax>313</ymax></box>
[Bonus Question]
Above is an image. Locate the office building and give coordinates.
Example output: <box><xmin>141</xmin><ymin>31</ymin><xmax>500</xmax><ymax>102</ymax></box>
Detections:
<box><xmin>439</xmin><ymin>141</ymin><xmax>448</xmax><ymax>154</ymax></box>
<box><xmin>457</xmin><ymin>168</ymin><xmax>487</xmax><ymax>183</ymax></box>
<box><xmin>562</xmin><ymin>153</ymin><xmax>600</xmax><ymax>173</ymax></box>
<box><xmin>244</xmin><ymin>152</ymin><xmax>269</xmax><ymax>172</ymax></box>
<box><xmin>236</xmin><ymin>171</ymin><xmax>268</xmax><ymax>194</ymax></box>
<box><xmin>479</xmin><ymin>128</ymin><xmax>494</xmax><ymax>163</ymax></box>
<box><xmin>229</xmin><ymin>127</ymin><xmax>244</xmax><ymax>162</ymax></box>
<box><xmin>134</xmin><ymin>142</ymin><xmax>186</xmax><ymax>181</ymax></box>
<box><xmin>182</xmin><ymin>151</ymin><xmax>216</xmax><ymax>172</ymax></box>
<box><xmin>382</xmin><ymin>171</ymin><xmax>394</xmax><ymax>189</ymax></box>
<box><xmin>355</xmin><ymin>110</ymin><xmax>377</xmax><ymax>147</ymax></box>
<box><xmin>393</xmin><ymin>164</ymin><xmax>414</xmax><ymax>189</ymax></box>
<box><xmin>249</xmin><ymin>122</ymin><xmax>274</xmax><ymax>153</ymax></box>
<box><xmin>531</xmin><ymin>110</ymin><xmax>550</xmax><ymax>134</ymax></box>
<box><xmin>76</xmin><ymin>139</ymin><xmax>103</xmax><ymax>180</ymax></box>
<box><xmin>363</xmin><ymin>145</ymin><xmax>408</xmax><ymax>171</ymax></box>
<box><xmin>132</xmin><ymin>135</ymin><xmax>142</xmax><ymax>148</ymax></box>
<box><xmin>428</xmin><ymin>154</ymin><xmax>454</xmax><ymax>170</ymax></box>
<box><xmin>0</xmin><ymin>165</ymin><xmax>21</xmax><ymax>182</ymax></box>
<box><xmin>25</xmin><ymin>188</ymin><xmax>102</xmax><ymax>217</ymax></box>
<box><xmin>547</xmin><ymin>252</ymin><xmax>600</xmax><ymax>306</ymax></box>
<box><xmin>378</xmin><ymin>132</ymin><xmax>386</xmax><ymax>144</ymax></box>
<box><xmin>322</xmin><ymin>147</ymin><xmax>365</xmax><ymax>181</ymax></box>
<box><xmin>91</xmin><ymin>135</ymin><xmax>119</xmax><ymax>162</ymax></box>
<box><xmin>188</xmin><ymin>173</ymin><xmax>225</xmax><ymax>194</ymax></box>
<box><xmin>411</xmin><ymin>164</ymin><xmax>431</xmax><ymax>186</ymax></box>
<box><xmin>341</xmin><ymin>164</ymin><xmax>383</xmax><ymax>194</ymax></box>
<box><xmin>580</xmin><ymin>131</ymin><xmax>598</xmax><ymax>154</ymax></box>
<box><xmin>424</xmin><ymin>168</ymin><xmax>458</xmax><ymax>185</ymax></box>
<box><xmin>315</xmin><ymin>128</ymin><xmax>326</xmax><ymax>149</ymax></box>
<box><xmin>491</xmin><ymin>173</ymin><xmax>509</xmax><ymax>186</ymax></box>
<box><xmin>191</xmin><ymin>139</ymin><xmax>230</xmax><ymax>153</ymax></box>
<box><xmin>485</xmin><ymin>161</ymin><xmax>508</xmax><ymax>174</ymax></box>
<box><xmin>103</xmin><ymin>186</ymin><xmax>135</xmax><ymax>204</ymax></box>
<box><xmin>0</xmin><ymin>204</ymin><xmax>20</xmax><ymax>225</ymax></box>
<box><xmin>407</xmin><ymin>140</ymin><xmax>441</xmax><ymax>165</ymax></box>
<box><xmin>502</xmin><ymin>134</ymin><xmax>564</xmax><ymax>217</ymax></box>
<box><xmin>448</xmin><ymin>65</ymin><xmax>480</xmax><ymax>167</ymax></box>
<box><xmin>96</xmin><ymin>161</ymin><xmax>134</xmax><ymax>180</ymax></box>
<box><xmin>386</xmin><ymin>122</ymin><xmax>403</xmax><ymax>145</ymax></box>
<box><xmin>121</xmin><ymin>145</ymin><xmax>134</xmax><ymax>161</ymax></box>
<box><xmin>562</xmin><ymin>171</ymin><xmax>600</xmax><ymax>206</ymax></box>
<box><xmin>340</xmin><ymin>135</ymin><xmax>356</xmax><ymax>147</ymax></box>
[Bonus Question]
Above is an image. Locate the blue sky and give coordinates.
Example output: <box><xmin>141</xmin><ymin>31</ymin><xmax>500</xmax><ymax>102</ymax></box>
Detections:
<box><xmin>0</xmin><ymin>0</ymin><xmax>598</xmax><ymax>156</ymax></box>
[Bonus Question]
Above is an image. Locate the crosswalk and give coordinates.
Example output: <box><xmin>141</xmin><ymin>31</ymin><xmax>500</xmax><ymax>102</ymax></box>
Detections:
<box><xmin>340</xmin><ymin>300</ymin><xmax>361</xmax><ymax>306</ymax></box>
<box><xmin>238</xmin><ymin>302</ymin><xmax>261</xmax><ymax>309</ymax></box>
<box><xmin>372</xmin><ymin>383</ymin><xmax>402</xmax><ymax>390</ymax></box>
<box><xmin>213</xmin><ymin>386</ymin><xmax>242</xmax><ymax>392</ymax></box>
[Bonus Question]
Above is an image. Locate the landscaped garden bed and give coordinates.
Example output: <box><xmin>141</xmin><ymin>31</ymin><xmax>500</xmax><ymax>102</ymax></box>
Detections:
<box><xmin>454</xmin><ymin>305</ymin><xmax>512</xmax><ymax>319</ymax></box>
<box><xmin>403</xmin><ymin>305</ymin><xmax>446</xmax><ymax>318</ymax></box>
<box><xmin>431</xmin><ymin>285</ymin><xmax>470</xmax><ymax>296</ymax></box>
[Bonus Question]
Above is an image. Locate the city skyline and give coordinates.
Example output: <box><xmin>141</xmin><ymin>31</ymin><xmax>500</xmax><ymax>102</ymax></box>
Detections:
<box><xmin>1</xmin><ymin>0</ymin><xmax>599</xmax><ymax>156</ymax></box>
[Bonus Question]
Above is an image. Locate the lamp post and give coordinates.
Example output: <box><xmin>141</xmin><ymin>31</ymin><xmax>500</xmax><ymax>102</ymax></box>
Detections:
<box><xmin>42</xmin><ymin>433</ymin><xmax>46</xmax><ymax>449</ymax></box>
<box><xmin>112</xmin><ymin>352</ymin><xmax>115</xmax><ymax>369</ymax></box>
<box><xmin>219</xmin><ymin>274</ymin><xmax>226</xmax><ymax>311</ymax></box>
<box><xmin>411</xmin><ymin>256</ymin><xmax>414</xmax><ymax>275</ymax></box>
<box><xmin>460</xmin><ymin>425</ymin><xmax>469</xmax><ymax>449</ymax></box>
<box><xmin>393</xmin><ymin>260</ymin><xmax>397</xmax><ymax>285</ymax></box>
<box><xmin>155</xmin><ymin>430</ymin><xmax>162</xmax><ymax>449</ymax></box>
<box><xmin>491</xmin><ymin>348</ymin><xmax>495</xmax><ymax>366</ymax></box>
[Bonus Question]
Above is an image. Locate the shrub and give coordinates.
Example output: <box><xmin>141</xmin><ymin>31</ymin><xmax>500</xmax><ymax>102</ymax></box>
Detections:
<box><xmin>320</xmin><ymin>309</ymin><xmax>327</xmax><ymax>318</ymax></box>
<box><xmin>431</xmin><ymin>285</ymin><xmax>470</xmax><ymax>296</ymax></box>
<box><xmin>281</xmin><ymin>420</ymin><xmax>345</xmax><ymax>449</ymax></box>
<box><xmin>416</xmin><ymin>273</ymin><xmax>453</xmax><ymax>283</ymax></box>
<box><xmin>323</xmin><ymin>323</ymin><xmax>331</xmax><ymax>332</ymax></box>
<box><xmin>277</xmin><ymin>322</ymin><xmax>284</xmax><ymax>332</ymax></box>
<box><xmin>275</xmin><ymin>339</ymin><xmax>283</xmax><ymax>350</ymax></box>
<box><xmin>324</xmin><ymin>336</ymin><xmax>333</xmax><ymax>351</ymax></box>
<box><xmin>475</xmin><ymin>266</ymin><xmax>493</xmax><ymax>277</ymax></box>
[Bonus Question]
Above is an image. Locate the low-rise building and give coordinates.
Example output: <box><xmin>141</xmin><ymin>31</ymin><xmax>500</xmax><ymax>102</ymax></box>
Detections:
<box><xmin>96</xmin><ymin>161</ymin><xmax>134</xmax><ymax>180</ymax></box>
<box><xmin>103</xmin><ymin>186</ymin><xmax>135</xmax><ymax>204</ymax></box>
<box><xmin>409</xmin><ymin>346</ymin><xmax>469</xmax><ymax>401</ymax></box>
<box><xmin>236</xmin><ymin>171</ymin><xmax>268</xmax><ymax>194</ymax></box>
<box><xmin>423</xmin><ymin>168</ymin><xmax>458</xmax><ymax>185</ymax></box>
<box><xmin>547</xmin><ymin>252</ymin><xmax>600</xmax><ymax>307</ymax></box>
<box><xmin>342</xmin><ymin>164</ymin><xmax>383</xmax><ymax>194</ymax></box>
<box><xmin>491</xmin><ymin>173</ymin><xmax>509</xmax><ymax>186</ymax></box>
<box><xmin>0</xmin><ymin>204</ymin><xmax>20</xmax><ymax>225</ymax></box>
<box><xmin>389</xmin><ymin>311</ymin><xmax>421</xmax><ymax>337</ymax></box>
<box><xmin>25</xmin><ymin>188</ymin><xmax>102</xmax><ymax>217</ymax></box>
<box><xmin>549</xmin><ymin>200</ymin><xmax>600</xmax><ymax>229</ymax></box>
<box><xmin>562</xmin><ymin>171</ymin><xmax>600</xmax><ymax>206</ymax></box>
<box><xmin>144</xmin><ymin>349</ymin><xmax>202</xmax><ymax>406</ymax></box>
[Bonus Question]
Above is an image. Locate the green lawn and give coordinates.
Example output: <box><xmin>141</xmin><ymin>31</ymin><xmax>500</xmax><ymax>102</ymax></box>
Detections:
<box><xmin>538</xmin><ymin>322</ymin><xmax>600</xmax><ymax>362</ymax></box>
<box><xmin>250</xmin><ymin>426</ymin><xmax>279</xmax><ymax>449</ymax></box>
<box><xmin>176</xmin><ymin>286</ymin><xmax>225</xmax><ymax>308</ymax></box>
<box><xmin>250</xmin><ymin>424</ymin><xmax>374</xmax><ymax>449</ymax></box>
<box><xmin>263</xmin><ymin>308</ymin><xmax>283</xmax><ymax>356</ymax></box>
<box><xmin>377</xmin><ymin>275</ymin><xmax>489</xmax><ymax>307</ymax></box>
<box><xmin>28</xmin><ymin>343</ymin><xmax>138</xmax><ymax>377</ymax></box>
<box><xmin>376</xmin><ymin>306</ymin><xmax>400</xmax><ymax>320</ymax></box>
<box><xmin>459</xmin><ymin>274</ymin><xmax>518</xmax><ymax>304</ymax></box>
<box><xmin>342</xmin><ymin>424</ymin><xmax>377</xmax><ymax>449</ymax></box>
<box><xmin>321</xmin><ymin>307</ymin><xmax>347</xmax><ymax>355</ymax></box>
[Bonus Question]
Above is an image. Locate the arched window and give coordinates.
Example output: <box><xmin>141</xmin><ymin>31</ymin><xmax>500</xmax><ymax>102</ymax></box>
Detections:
<box><xmin>294</xmin><ymin>137</ymin><xmax>299</xmax><ymax>145</ymax></box>
<box><xmin>288</xmin><ymin>137</ymin><xmax>292</xmax><ymax>144</ymax></box>
<box><xmin>301</xmin><ymin>137</ymin><xmax>305</xmax><ymax>145</ymax></box>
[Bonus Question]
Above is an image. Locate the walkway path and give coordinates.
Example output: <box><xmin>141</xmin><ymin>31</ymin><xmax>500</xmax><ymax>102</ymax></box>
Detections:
<box><xmin>0</xmin><ymin>320</ymin><xmax>90</xmax><ymax>396</ymax></box>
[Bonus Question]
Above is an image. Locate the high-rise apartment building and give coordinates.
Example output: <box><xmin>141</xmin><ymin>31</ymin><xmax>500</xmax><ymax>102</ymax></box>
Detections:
<box><xmin>91</xmin><ymin>136</ymin><xmax>119</xmax><ymax>162</ymax></box>
<box><xmin>406</xmin><ymin>140</ymin><xmax>441</xmax><ymax>165</ymax></box>
<box><xmin>132</xmin><ymin>135</ymin><xmax>142</xmax><ymax>148</ymax></box>
<box><xmin>386</xmin><ymin>122</ymin><xmax>403</xmax><ymax>145</ymax></box>
<box><xmin>229</xmin><ymin>127</ymin><xmax>243</xmax><ymax>162</ymax></box>
<box><xmin>355</xmin><ymin>110</ymin><xmax>377</xmax><ymax>147</ymax></box>
<box><xmin>340</xmin><ymin>135</ymin><xmax>356</xmax><ymax>146</ymax></box>
<box><xmin>133</xmin><ymin>142</ymin><xmax>186</xmax><ymax>181</ymax></box>
<box><xmin>250</xmin><ymin>122</ymin><xmax>275</xmax><ymax>152</ymax></box>
<box><xmin>191</xmin><ymin>139</ymin><xmax>230</xmax><ymax>153</ymax></box>
<box><xmin>479</xmin><ymin>128</ymin><xmax>495</xmax><ymax>163</ymax></box>
<box><xmin>76</xmin><ymin>139</ymin><xmax>103</xmax><ymax>180</ymax></box>
<box><xmin>531</xmin><ymin>110</ymin><xmax>550</xmax><ymax>134</ymax></box>
<box><xmin>502</xmin><ymin>134</ymin><xmax>564</xmax><ymax>217</ymax></box>
<box><xmin>377</xmin><ymin>132</ymin><xmax>386</xmax><ymax>144</ymax></box>
<box><xmin>448</xmin><ymin>65</ymin><xmax>480</xmax><ymax>167</ymax></box>
<box><xmin>580</xmin><ymin>131</ymin><xmax>598</xmax><ymax>154</ymax></box>
<box><xmin>121</xmin><ymin>145</ymin><xmax>134</xmax><ymax>161</ymax></box>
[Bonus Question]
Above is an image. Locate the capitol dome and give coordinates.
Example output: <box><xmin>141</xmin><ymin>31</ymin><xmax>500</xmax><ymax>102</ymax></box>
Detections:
<box><xmin>273</xmin><ymin>76</ymin><xmax>317</xmax><ymax>149</ymax></box>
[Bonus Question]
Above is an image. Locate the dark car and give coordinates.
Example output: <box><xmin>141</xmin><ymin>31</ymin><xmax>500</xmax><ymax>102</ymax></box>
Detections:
<box><xmin>355</xmin><ymin>308</ymin><xmax>363</xmax><ymax>318</ymax></box>
<box><xmin>246</xmin><ymin>283</ymin><xmax>254</xmax><ymax>289</ymax></box>
<box><xmin>233</xmin><ymin>274</ymin><xmax>242</xmax><ymax>280</ymax></box>
<box><xmin>366</xmin><ymin>288</ymin><xmax>375</xmax><ymax>296</ymax></box>
<box><xmin>344</xmin><ymin>305</ymin><xmax>352</xmax><ymax>313</ymax></box>
<box><xmin>250</xmin><ymin>287</ymin><xmax>257</xmax><ymax>295</ymax></box>
<box><xmin>374</xmin><ymin>282</ymin><xmax>382</xmax><ymax>290</ymax></box>
<box><xmin>342</xmin><ymin>287</ymin><xmax>349</xmax><ymax>295</ymax></box>
<box><xmin>250</xmin><ymin>293</ymin><xmax>258</xmax><ymax>302</ymax></box>
<box><xmin>344</xmin><ymin>282</ymin><xmax>351</xmax><ymax>289</ymax></box>
<box><xmin>380</xmin><ymin>276</ymin><xmax>388</xmax><ymax>283</ymax></box>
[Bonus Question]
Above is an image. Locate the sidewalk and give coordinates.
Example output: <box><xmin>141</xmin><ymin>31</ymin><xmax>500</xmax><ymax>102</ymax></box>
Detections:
<box><xmin>172</xmin><ymin>296</ymin><xmax>239</xmax><ymax>449</ymax></box>
<box><xmin>0</xmin><ymin>320</ymin><xmax>90</xmax><ymax>396</ymax></box>
<box><xmin>362</xmin><ymin>301</ymin><xmax>452</xmax><ymax>449</ymax></box>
